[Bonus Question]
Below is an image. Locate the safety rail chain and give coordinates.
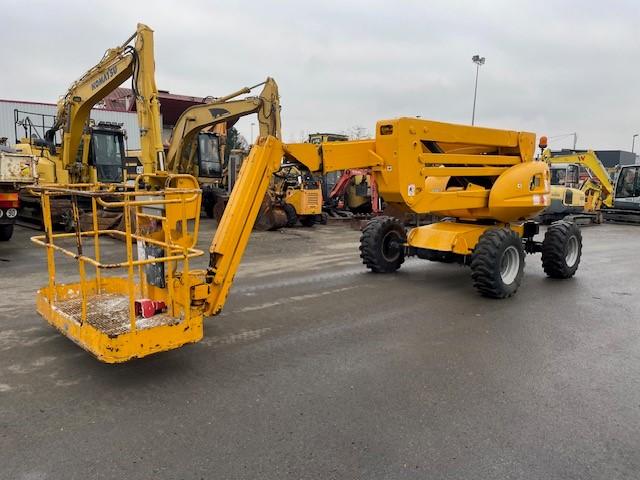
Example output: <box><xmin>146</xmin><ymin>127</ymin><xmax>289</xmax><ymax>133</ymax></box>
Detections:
<box><xmin>30</xmin><ymin>180</ymin><xmax>204</xmax><ymax>333</ymax></box>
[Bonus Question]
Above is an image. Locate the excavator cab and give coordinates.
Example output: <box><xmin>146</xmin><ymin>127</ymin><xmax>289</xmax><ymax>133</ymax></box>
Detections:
<box><xmin>613</xmin><ymin>166</ymin><xmax>640</xmax><ymax>209</ymax></box>
<box><xmin>195</xmin><ymin>131</ymin><xmax>227</xmax><ymax>219</ymax></box>
<box><xmin>196</xmin><ymin>132</ymin><xmax>223</xmax><ymax>178</ymax></box>
<box><xmin>88</xmin><ymin>123</ymin><xmax>127</xmax><ymax>183</ymax></box>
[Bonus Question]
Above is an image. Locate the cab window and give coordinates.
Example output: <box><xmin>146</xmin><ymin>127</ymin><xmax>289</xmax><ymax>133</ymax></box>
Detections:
<box><xmin>90</xmin><ymin>131</ymin><xmax>125</xmax><ymax>183</ymax></box>
<box><xmin>197</xmin><ymin>133</ymin><xmax>222</xmax><ymax>177</ymax></box>
<box><xmin>616</xmin><ymin>167</ymin><xmax>640</xmax><ymax>198</ymax></box>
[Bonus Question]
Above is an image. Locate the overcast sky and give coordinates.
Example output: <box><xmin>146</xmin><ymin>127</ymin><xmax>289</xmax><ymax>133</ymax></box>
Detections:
<box><xmin>2</xmin><ymin>0</ymin><xmax>638</xmax><ymax>150</ymax></box>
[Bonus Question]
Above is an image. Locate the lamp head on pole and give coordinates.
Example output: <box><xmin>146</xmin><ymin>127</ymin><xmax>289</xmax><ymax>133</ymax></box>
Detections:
<box><xmin>472</xmin><ymin>55</ymin><xmax>486</xmax><ymax>66</ymax></box>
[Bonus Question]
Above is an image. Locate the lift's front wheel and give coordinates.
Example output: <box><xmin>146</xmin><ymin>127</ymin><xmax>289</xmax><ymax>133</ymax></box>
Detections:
<box><xmin>541</xmin><ymin>221</ymin><xmax>582</xmax><ymax>278</ymax></box>
<box><xmin>359</xmin><ymin>216</ymin><xmax>406</xmax><ymax>273</ymax></box>
<box><xmin>470</xmin><ymin>228</ymin><xmax>525</xmax><ymax>299</ymax></box>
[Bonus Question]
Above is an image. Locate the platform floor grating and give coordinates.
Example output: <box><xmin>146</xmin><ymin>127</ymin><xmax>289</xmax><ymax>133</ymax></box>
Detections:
<box><xmin>52</xmin><ymin>293</ymin><xmax>181</xmax><ymax>337</ymax></box>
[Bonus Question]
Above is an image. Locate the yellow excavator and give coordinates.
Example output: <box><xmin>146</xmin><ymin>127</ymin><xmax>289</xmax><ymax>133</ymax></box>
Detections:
<box><xmin>166</xmin><ymin>78</ymin><xmax>279</xmax><ymax>224</ymax></box>
<box><xmin>538</xmin><ymin>138</ymin><xmax>614</xmax><ymax>224</ymax></box>
<box><xmin>601</xmin><ymin>165</ymin><xmax>640</xmax><ymax>223</ymax></box>
<box><xmin>166</xmin><ymin>78</ymin><xmax>322</xmax><ymax>229</ymax></box>
<box><xmin>15</xmin><ymin>23</ymin><xmax>165</xmax><ymax>226</ymax></box>
<box><xmin>32</xmin><ymin>116</ymin><xmax>582</xmax><ymax>363</ymax></box>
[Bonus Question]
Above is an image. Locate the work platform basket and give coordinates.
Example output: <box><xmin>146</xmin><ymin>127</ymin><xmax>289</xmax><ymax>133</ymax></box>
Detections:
<box><xmin>30</xmin><ymin>174</ymin><xmax>206</xmax><ymax>362</ymax></box>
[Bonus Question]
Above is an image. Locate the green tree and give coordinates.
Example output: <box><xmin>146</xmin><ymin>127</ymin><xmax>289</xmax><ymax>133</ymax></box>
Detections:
<box><xmin>225</xmin><ymin>127</ymin><xmax>248</xmax><ymax>162</ymax></box>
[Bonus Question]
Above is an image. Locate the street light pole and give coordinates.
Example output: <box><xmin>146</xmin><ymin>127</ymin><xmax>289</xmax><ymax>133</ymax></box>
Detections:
<box><xmin>471</xmin><ymin>55</ymin><xmax>485</xmax><ymax>126</ymax></box>
<box><xmin>632</xmin><ymin>134</ymin><xmax>638</xmax><ymax>153</ymax></box>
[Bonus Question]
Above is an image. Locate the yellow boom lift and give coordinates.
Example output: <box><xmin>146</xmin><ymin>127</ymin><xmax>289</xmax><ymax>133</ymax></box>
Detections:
<box><xmin>32</xmin><ymin>117</ymin><xmax>582</xmax><ymax>362</ymax></box>
<box><xmin>15</xmin><ymin>23</ymin><xmax>165</xmax><ymax>226</ymax></box>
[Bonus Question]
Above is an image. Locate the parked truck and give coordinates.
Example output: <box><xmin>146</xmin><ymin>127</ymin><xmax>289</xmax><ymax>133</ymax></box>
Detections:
<box><xmin>0</xmin><ymin>145</ymin><xmax>37</xmax><ymax>240</ymax></box>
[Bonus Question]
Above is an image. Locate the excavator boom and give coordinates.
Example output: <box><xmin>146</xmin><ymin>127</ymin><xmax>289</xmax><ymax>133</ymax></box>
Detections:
<box><xmin>47</xmin><ymin>23</ymin><xmax>165</xmax><ymax>178</ymax></box>
<box><xmin>543</xmin><ymin>149</ymin><xmax>614</xmax><ymax>208</ymax></box>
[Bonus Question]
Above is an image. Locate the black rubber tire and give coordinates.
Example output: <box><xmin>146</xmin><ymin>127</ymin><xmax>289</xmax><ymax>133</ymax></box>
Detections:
<box><xmin>300</xmin><ymin>215</ymin><xmax>315</xmax><ymax>227</ymax></box>
<box><xmin>470</xmin><ymin>228</ymin><xmax>525</xmax><ymax>299</ymax></box>
<box><xmin>204</xmin><ymin>200</ymin><xmax>215</xmax><ymax>219</ymax></box>
<box><xmin>283</xmin><ymin>203</ymin><xmax>297</xmax><ymax>227</ymax></box>
<box><xmin>212</xmin><ymin>198</ymin><xmax>228</xmax><ymax>224</ymax></box>
<box><xmin>359</xmin><ymin>216</ymin><xmax>406</xmax><ymax>273</ymax></box>
<box><xmin>0</xmin><ymin>224</ymin><xmax>14</xmax><ymax>241</ymax></box>
<box><xmin>541</xmin><ymin>221</ymin><xmax>582</xmax><ymax>279</ymax></box>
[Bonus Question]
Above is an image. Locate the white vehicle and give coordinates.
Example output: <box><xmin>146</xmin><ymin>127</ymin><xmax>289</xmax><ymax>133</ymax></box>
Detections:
<box><xmin>0</xmin><ymin>148</ymin><xmax>37</xmax><ymax>240</ymax></box>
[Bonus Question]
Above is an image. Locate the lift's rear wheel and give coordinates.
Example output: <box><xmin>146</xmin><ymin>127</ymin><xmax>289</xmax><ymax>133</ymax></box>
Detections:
<box><xmin>470</xmin><ymin>228</ymin><xmax>525</xmax><ymax>298</ymax></box>
<box><xmin>541</xmin><ymin>221</ymin><xmax>582</xmax><ymax>278</ymax></box>
<box><xmin>359</xmin><ymin>216</ymin><xmax>406</xmax><ymax>273</ymax></box>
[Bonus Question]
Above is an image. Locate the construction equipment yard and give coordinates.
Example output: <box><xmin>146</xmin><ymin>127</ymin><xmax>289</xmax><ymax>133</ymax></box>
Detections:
<box><xmin>2</xmin><ymin>2</ymin><xmax>640</xmax><ymax>479</ymax></box>
<box><xmin>1</xmin><ymin>221</ymin><xmax>639</xmax><ymax>479</ymax></box>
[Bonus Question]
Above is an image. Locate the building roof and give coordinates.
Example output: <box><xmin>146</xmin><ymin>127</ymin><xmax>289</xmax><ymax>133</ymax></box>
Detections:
<box><xmin>103</xmin><ymin>88</ymin><xmax>207</xmax><ymax>126</ymax></box>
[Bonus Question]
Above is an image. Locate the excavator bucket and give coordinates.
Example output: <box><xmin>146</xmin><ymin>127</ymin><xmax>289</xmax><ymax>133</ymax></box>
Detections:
<box><xmin>30</xmin><ymin>174</ymin><xmax>206</xmax><ymax>363</ymax></box>
<box><xmin>213</xmin><ymin>191</ymin><xmax>288</xmax><ymax>231</ymax></box>
<box><xmin>253</xmin><ymin>194</ymin><xmax>289</xmax><ymax>231</ymax></box>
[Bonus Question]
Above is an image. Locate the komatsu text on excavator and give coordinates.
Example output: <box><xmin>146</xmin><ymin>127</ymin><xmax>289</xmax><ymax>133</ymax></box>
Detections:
<box><xmin>32</xmin><ymin>116</ymin><xmax>583</xmax><ymax>363</ymax></box>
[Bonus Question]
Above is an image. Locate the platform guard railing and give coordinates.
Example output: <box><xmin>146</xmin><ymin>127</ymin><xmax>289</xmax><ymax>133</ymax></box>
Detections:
<box><xmin>30</xmin><ymin>176</ymin><xmax>204</xmax><ymax>333</ymax></box>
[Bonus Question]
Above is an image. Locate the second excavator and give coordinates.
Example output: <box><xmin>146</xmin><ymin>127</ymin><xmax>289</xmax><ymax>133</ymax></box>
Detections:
<box><xmin>538</xmin><ymin>139</ymin><xmax>614</xmax><ymax>224</ymax></box>
<box><xmin>165</xmin><ymin>78</ymin><xmax>323</xmax><ymax>229</ymax></box>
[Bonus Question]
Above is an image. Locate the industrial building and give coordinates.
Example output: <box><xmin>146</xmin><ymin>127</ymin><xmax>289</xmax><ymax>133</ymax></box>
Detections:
<box><xmin>0</xmin><ymin>99</ymin><xmax>142</xmax><ymax>150</ymax></box>
<box><xmin>0</xmin><ymin>90</ymin><xmax>207</xmax><ymax>151</ymax></box>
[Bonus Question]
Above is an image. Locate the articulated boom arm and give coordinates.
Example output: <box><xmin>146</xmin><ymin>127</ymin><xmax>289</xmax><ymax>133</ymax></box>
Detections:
<box><xmin>203</xmin><ymin>118</ymin><xmax>549</xmax><ymax>315</ymax></box>
<box><xmin>287</xmin><ymin>118</ymin><xmax>547</xmax><ymax>221</ymax></box>
<box><xmin>166</xmin><ymin>78</ymin><xmax>281</xmax><ymax>175</ymax></box>
<box><xmin>46</xmin><ymin>23</ymin><xmax>164</xmax><ymax>177</ymax></box>
<box><xmin>204</xmin><ymin>136</ymin><xmax>284</xmax><ymax>315</ymax></box>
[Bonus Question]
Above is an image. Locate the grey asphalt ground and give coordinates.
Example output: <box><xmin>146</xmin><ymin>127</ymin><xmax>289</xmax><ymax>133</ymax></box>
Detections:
<box><xmin>0</xmin><ymin>221</ymin><xmax>639</xmax><ymax>480</ymax></box>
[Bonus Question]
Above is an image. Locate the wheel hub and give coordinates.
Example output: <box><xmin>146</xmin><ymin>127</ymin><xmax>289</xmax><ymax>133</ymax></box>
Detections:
<box><xmin>381</xmin><ymin>231</ymin><xmax>401</xmax><ymax>262</ymax></box>
<box><xmin>500</xmin><ymin>245</ymin><xmax>520</xmax><ymax>285</ymax></box>
<box><xmin>565</xmin><ymin>235</ymin><xmax>579</xmax><ymax>267</ymax></box>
